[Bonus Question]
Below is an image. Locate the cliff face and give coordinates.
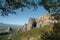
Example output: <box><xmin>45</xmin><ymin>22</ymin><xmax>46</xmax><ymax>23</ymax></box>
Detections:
<box><xmin>23</xmin><ymin>13</ymin><xmax>58</xmax><ymax>31</ymax></box>
<box><xmin>36</xmin><ymin>13</ymin><xmax>57</xmax><ymax>28</ymax></box>
<box><xmin>27</xmin><ymin>18</ymin><xmax>36</xmax><ymax>30</ymax></box>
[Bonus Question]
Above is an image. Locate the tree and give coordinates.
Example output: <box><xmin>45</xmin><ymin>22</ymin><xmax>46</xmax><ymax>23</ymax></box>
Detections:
<box><xmin>0</xmin><ymin>0</ymin><xmax>60</xmax><ymax>16</ymax></box>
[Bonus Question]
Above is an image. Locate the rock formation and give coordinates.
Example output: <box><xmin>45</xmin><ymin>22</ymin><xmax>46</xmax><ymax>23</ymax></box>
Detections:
<box><xmin>27</xmin><ymin>18</ymin><xmax>37</xmax><ymax>30</ymax></box>
<box><xmin>23</xmin><ymin>24</ymin><xmax>27</xmax><ymax>31</ymax></box>
<box><xmin>22</xmin><ymin>13</ymin><xmax>58</xmax><ymax>31</ymax></box>
<box><xmin>36</xmin><ymin>13</ymin><xmax>57</xmax><ymax>28</ymax></box>
<box><xmin>6</xmin><ymin>27</ymin><xmax>12</xmax><ymax>32</ymax></box>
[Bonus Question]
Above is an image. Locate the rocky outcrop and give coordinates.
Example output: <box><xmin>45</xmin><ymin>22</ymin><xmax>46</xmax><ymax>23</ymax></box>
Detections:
<box><xmin>22</xmin><ymin>13</ymin><xmax>58</xmax><ymax>31</ymax></box>
<box><xmin>27</xmin><ymin>18</ymin><xmax>37</xmax><ymax>30</ymax></box>
<box><xmin>23</xmin><ymin>24</ymin><xmax>27</xmax><ymax>31</ymax></box>
<box><xmin>6</xmin><ymin>27</ymin><xmax>12</xmax><ymax>32</ymax></box>
<box><xmin>36</xmin><ymin>13</ymin><xmax>57</xmax><ymax>28</ymax></box>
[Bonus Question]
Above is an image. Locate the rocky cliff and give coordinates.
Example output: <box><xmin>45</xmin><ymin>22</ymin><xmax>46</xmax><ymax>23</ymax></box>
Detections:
<box><xmin>36</xmin><ymin>13</ymin><xmax>57</xmax><ymax>28</ymax></box>
<box><xmin>23</xmin><ymin>13</ymin><xmax>58</xmax><ymax>31</ymax></box>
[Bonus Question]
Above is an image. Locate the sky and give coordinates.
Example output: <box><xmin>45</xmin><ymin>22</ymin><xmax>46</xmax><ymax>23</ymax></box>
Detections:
<box><xmin>0</xmin><ymin>6</ymin><xmax>48</xmax><ymax>25</ymax></box>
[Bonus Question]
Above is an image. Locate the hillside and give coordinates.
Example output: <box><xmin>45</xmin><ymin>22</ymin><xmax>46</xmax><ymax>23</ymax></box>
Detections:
<box><xmin>0</xmin><ymin>23</ymin><xmax>21</xmax><ymax>28</ymax></box>
<box><xmin>0</xmin><ymin>13</ymin><xmax>60</xmax><ymax>40</ymax></box>
<box><xmin>1</xmin><ymin>25</ymin><xmax>53</xmax><ymax>40</ymax></box>
<box><xmin>0</xmin><ymin>23</ymin><xmax>22</xmax><ymax>31</ymax></box>
<box><xmin>1</xmin><ymin>23</ymin><xmax>60</xmax><ymax>40</ymax></box>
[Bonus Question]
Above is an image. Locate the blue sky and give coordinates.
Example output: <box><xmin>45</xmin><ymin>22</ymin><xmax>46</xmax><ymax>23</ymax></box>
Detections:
<box><xmin>0</xmin><ymin>6</ymin><xmax>48</xmax><ymax>25</ymax></box>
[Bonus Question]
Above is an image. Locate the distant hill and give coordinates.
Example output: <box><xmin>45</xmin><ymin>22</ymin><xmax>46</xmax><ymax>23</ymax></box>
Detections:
<box><xmin>0</xmin><ymin>23</ymin><xmax>22</xmax><ymax>30</ymax></box>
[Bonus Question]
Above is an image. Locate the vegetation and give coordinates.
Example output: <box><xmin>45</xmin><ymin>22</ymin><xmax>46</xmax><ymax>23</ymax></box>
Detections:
<box><xmin>41</xmin><ymin>23</ymin><xmax>60</xmax><ymax>40</ymax></box>
<box><xmin>0</xmin><ymin>25</ymin><xmax>53</xmax><ymax>40</ymax></box>
<box><xmin>0</xmin><ymin>22</ymin><xmax>60</xmax><ymax>40</ymax></box>
<box><xmin>0</xmin><ymin>0</ymin><xmax>60</xmax><ymax>16</ymax></box>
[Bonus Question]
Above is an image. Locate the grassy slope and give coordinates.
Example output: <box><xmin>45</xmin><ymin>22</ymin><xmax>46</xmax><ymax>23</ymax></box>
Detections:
<box><xmin>1</xmin><ymin>25</ymin><xmax>52</xmax><ymax>40</ymax></box>
<box><xmin>20</xmin><ymin>25</ymin><xmax>52</xmax><ymax>40</ymax></box>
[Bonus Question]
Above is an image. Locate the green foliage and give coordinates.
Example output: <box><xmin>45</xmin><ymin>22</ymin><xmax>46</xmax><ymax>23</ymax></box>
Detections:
<box><xmin>41</xmin><ymin>31</ymin><xmax>60</xmax><ymax>40</ymax></box>
<box><xmin>22</xmin><ymin>28</ymin><xmax>41</xmax><ymax>37</ymax></box>
<box><xmin>41</xmin><ymin>25</ymin><xmax>53</xmax><ymax>31</ymax></box>
<box><xmin>53</xmin><ymin>23</ymin><xmax>60</xmax><ymax>34</ymax></box>
<box><xmin>52</xmin><ymin>13</ymin><xmax>60</xmax><ymax>20</ymax></box>
<box><xmin>0</xmin><ymin>0</ymin><xmax>60</xmax><ymax>16</ymax></box>
<box><xmin>41</xmin><ymin>23</ymin><xmax>60</xmax><ymax>40</ymax></box>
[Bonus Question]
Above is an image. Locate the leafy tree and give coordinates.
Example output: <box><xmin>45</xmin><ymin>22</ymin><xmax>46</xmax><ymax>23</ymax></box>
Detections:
<box><xmin>0</xmin><ymin>0</ymin><xmax>60</xmax><ymax>16</ymax></box>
